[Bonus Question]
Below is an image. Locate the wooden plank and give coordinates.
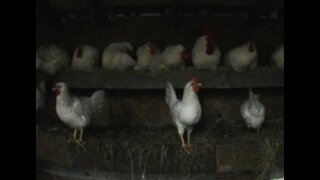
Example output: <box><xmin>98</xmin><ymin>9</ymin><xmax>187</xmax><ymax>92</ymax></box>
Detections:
<box><xmin>49</xmin><ymin>0</ymin><xmax>256</xmax><ymax>10</ymax></box>
<box><xmin>54</xmin><ymin>67</ymin><xmax>283</xmax><ymax>89</ymax></box>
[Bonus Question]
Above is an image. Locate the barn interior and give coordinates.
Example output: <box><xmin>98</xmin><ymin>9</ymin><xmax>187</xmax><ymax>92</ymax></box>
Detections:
<box><xmin>36</xmin><ymin>0</ymin><xmax>284</xmax><ymax>179</ymax></box>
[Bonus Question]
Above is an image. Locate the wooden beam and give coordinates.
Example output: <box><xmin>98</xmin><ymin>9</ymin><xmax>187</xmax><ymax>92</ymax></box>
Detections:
<box><xmin>48</xmin><ymin>0</ymin><xmax>257</xmax><ymax>10</ymax></box>
<box><xmin>54</xmin><ymin>67</ymin><xmax>283</xmax><ymax>89</ymax></box>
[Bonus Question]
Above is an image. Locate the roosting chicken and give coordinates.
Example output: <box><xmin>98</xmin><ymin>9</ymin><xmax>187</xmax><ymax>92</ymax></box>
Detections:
<box><xmin>224</xmin><ymin>41</ymin><xmax>258</xmax><ymax>72</ymax></box>
<box><xmin>53</xmin><ymin>82</ymin><xmax>105</xmax><ymax>147</ymax></box>
<box><xmin>271</xmin><ymin>44</ymin><xmax>284</xmax><ymax>70</ymax></box>
<box><xmin>165</xmin><ymin>77</ymin><xmax>202</xmax><ymax>152</ymax></box>
<box><xmin>192</xmin><ymin>32</ymin><xmax>221</xmax><ymax>70</ymax></box>
<box><xmin>240</xmin><ymin>88</ymin><xmax>265</xmax><ymax>132</ymax></box>
<box><xmin>36</xmin><ymin>45</ymin><xmax>70</xmax><ymax>75</ymax></box>
<box><xmin>162</xmin><ymin>45</ymin><xmax>190</xmax><ymax>69</ymax></box>
<box><xmin>71</xmin><ymin>45</ymin><xmax>99</xmax><ymax>72</ymax></box>
<box><xmin>135</xmin><ymin>42</ymin><xmax>167</xmax><ymax>72</ymax></box>
<box><xmin>102</xmin><ymin>42</ymin><xmax>136</xmax><ymax>71</ymax></box>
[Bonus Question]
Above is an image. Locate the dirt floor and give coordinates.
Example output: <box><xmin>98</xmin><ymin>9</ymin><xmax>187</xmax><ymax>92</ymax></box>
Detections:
<box><xmin>36</xmin><ymin>110</ymin><xmax>283</xmax><ymax>179</ymax></box>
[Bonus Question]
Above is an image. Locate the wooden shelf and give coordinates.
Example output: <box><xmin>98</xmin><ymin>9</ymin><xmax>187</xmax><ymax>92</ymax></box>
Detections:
<box><xmin>54</xmin><ymin>67</ymin><xmax>284</xmax><ymax>89</ymax></box>
<box><xmin>49</xmin><ymin>0</ymin><xmax>256</xmax><ymax>10</ymax></box>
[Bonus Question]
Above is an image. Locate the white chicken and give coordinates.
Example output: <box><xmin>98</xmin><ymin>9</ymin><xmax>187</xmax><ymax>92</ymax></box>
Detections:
<box><xmin>192</xmin><ymin>33</ymin><xmax>221</xmax><ymax>70</ymax></box>
<box><xmin>36</xmin><ymin>45</ymin><xmax>70</xmax><ymax>75</ymax></box>
<box><xmin>271</xmin><ymin>44</ymin><xmax>284</xmax><ymax>69</ymax></box>
<box><xmin>36</xmin><ymin>80</ymin><xmax>46</xmax><ymax>112</ymax></box>
<box><xmin>135</xmin><ymin>42</ymin><xmax>167</xmax><ymax>71</ymax></box>
<box><xmin>165</xmin><ymin>77</ymin><xmax>202</xmax><ymax>152</ymax></box>
<box><xmin>240</xmin><ymin>88</ymin><xmax>265</xmax><ymax>132</ymax></box>
<box><xmin>71</xmin><ymin>45</ymin><xmax>99</xmax><ymax>72</ymax></box>
<box><xmin>53</xmin><ymin>82</ymin><xmax>105</xmax><ymax>145</ymax></box>
<box><xmin>162</xmin><ymin>45</ymin><xmax>190</xmax><ymax>69</ymax></box>
<box><xmin>224</xmin><ymin>41</ymin><xmax>258</xmax><ymax>72</ymax></box>
<box><xmin>102</xmin><ymin>42</ymin><xmax>136</xmax><ymax>71</ymax></box>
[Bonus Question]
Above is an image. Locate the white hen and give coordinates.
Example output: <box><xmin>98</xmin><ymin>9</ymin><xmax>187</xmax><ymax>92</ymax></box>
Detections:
<box><xmin>36</xmin><ymin>45</ymin><xmax>70</xmax><ymax>75</ymax></box>
<box><xmin>271</xmin><ymin>44</ymin><xmax>284</xmax><ymax>69</ymax></box>
<box><xmin>192</xmin><ymin>33</ymin><xmax>221</xmax><ymax>70</ymax></box>
<box><xmin>53</xmin><ymin>82</ymin><xmax>105</xmax><ymax>144</ymax></box>
<box><xmin>224</xmin><ymin>41</ymin><xmax>258</xmax><ymax>72</ymax></box>
<box><xmin>240</xmin><ymin>88</ymin><xmax>265</xmax><ymax>132</ymax></box>
<box><xmin>102</xmin><ymin>42</ymin><xmax>136</xmax><ymax>71</ymax></box>
<box><xmin>165</xmin><ymin>77</ymin><xmax>202</xmax><ymax>152</ymax></box>
<box><xmin>162</xmin><ymin>45</ymin><xmax>190</xmax><ymax>69</ymax></box>
<box><xmin>36</xmin><ymin>80</ymin><xmax>46</xmax><ymax>112</ymax></box>
<box><xmin>135</xmin><ymin>42</ymin><xmax>167</xmax><ymax>71</ymax></box>
<box><xmin>71</xmin><ymin>45</ymin><xmax>99</xmax><ymax>72</ymax></box>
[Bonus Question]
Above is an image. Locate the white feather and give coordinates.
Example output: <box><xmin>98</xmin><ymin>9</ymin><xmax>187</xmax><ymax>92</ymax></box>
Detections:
<box><xmin>135</xmin><ymin>42</ymin><xmax>168</xmax><ymax>71</ymax></box>
<box><xmin>240</xmin><ymin>88</ymin><xmax>265</xmax><ymax>130</ymax></box>
<box><xmin>162</xmin><ymin>45</ymin><xmax>186</xmax><ymax>69</ymax></box>
<box><xmin>224</xmin><ymin>42</ymin><xmax>258</xmax><ymax>72</ymax></box>
<box><xmin>102</xmin><ymin>42</ymin><xmax>136</xmax><ymax>71</ymax></box>
<box><xmin>165</xmin><ymin>80</ymin><xmax>202</xmax><ymax>141</ymax></box>
<box><xmin>37</xmin><ymin>45</ymin><xmax>70</xmax><ymax>75</ymax></box>
<box><xmin>71</xmin><ymin>45</ymin><xmax>99</xmax><ymax>72</ymax></box>
<box><xmin>55</xmin><ymin>82</ymin><xmax>105</xmax><ymax>130</ymax></box>
<box><xmin>192</xmin><ymin>36</ymin><xmax>221</xmax><ymax>70</ymax></box>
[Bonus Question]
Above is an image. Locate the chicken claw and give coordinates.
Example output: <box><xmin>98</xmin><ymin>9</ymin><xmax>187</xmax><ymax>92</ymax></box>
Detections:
<box><xmin>180</xmin><ymin>143</ymin><xmax>190</xmax><ymax>154</ymax></box>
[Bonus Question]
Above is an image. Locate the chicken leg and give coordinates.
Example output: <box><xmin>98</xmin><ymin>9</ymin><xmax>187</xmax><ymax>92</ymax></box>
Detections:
<box><xmin>186</xmin><ymin>128</ymin><xmax>193</xmax><ymax>148</ymax></box>
<box><xmin>68</xmin><ymin>129</ymin><xmax>87</xmax><ymax>151</ymax></box>
<box><xmin>179</xmin><ymin>134</ymin><xmax>189</xmax><ymax>153</ymax></box>
<box><xmin>68</xmin><ymin>129</ymin><xmax>78</xmax><ymax>143</ymax></box>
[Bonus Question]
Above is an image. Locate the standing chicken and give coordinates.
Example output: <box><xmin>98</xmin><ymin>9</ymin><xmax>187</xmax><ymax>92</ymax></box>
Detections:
<box><xmin>192</xmin><ymin>33</ymin><xmax>221</xmax><ymax>70</ymax></box>
<box><xmin>165</xmin><ymin>77</ymin><xmax>202</xmax><ymax>152</ymax></box>
<box><xmin>271</xmin><ymin>44</ymin><xmax>284</xmax><ymax>69</ymax></box>
<box><xmin>240</xmin><ymin>88</ymin><xmax>265</xmax><ymax>132</ymax></box>
<box><xmin>135</xmin><ymin>42</ymin><xmax>167</xmax><ymax>71</ymax></box>
<box><xmin>162</xmin><ymin>45</ymin><xmax>190</xmax><ymax>69</ymax></box>
<box><xmin>102</xmin><ymin>42</ymin><xmax>136</xmax><ymax>71</ymax></box>
<box><xmin>53</xmin><ymin>82</ymin><xmax>105</xmax><ymax>146</ymax></box>
<box><xmin>71</xmin><ymin>45</ymin><xmax>99</xmax><ymax>72</ymax></box>
<box><xmin>224</xmin><ymin>41</ymin><xmax>258</xmax><ymax>72</ymax></box>
<box><xmin>36</xmin><ymin>45</ymin><xmax>70</xmax><ymax>75</ymax></box>
<box><xmin>36</xmin><ymin>80</ymin><xmax>46</xmax><ymax>112</ymax></box>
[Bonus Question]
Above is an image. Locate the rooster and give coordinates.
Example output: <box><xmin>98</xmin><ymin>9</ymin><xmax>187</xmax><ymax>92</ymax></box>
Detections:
<box><xmin>162</xmin><ymin>45</ymin><xmax>190</xmax><ymax>69</ymax></box>
<box><xmin>102</xmin><ymin>42</ymin><xmax>136</xmax><ymax>71</ymax></box>
<box><xmin>192</xmin><ymin>32</ymin><xmax>221</xmax><ymax>70</ymax></box>
<box><xmin>71</xmin><ymin>45</ymin><xmax>99</xmax><ymax>72</ymax></box>
<box><xmin>240</xmin><ymin>88</ymin><xmax>265</xmax><ymax>132</ymax></box>
<box><xmin>53</xmin><ymin>82</ymin><xmax>105</xmax><ymax>146</ymax></box>
<box><xmin>165</xmin><ymin>77</ymin><xmax>202</xmax><ymax>152</ymax></box>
